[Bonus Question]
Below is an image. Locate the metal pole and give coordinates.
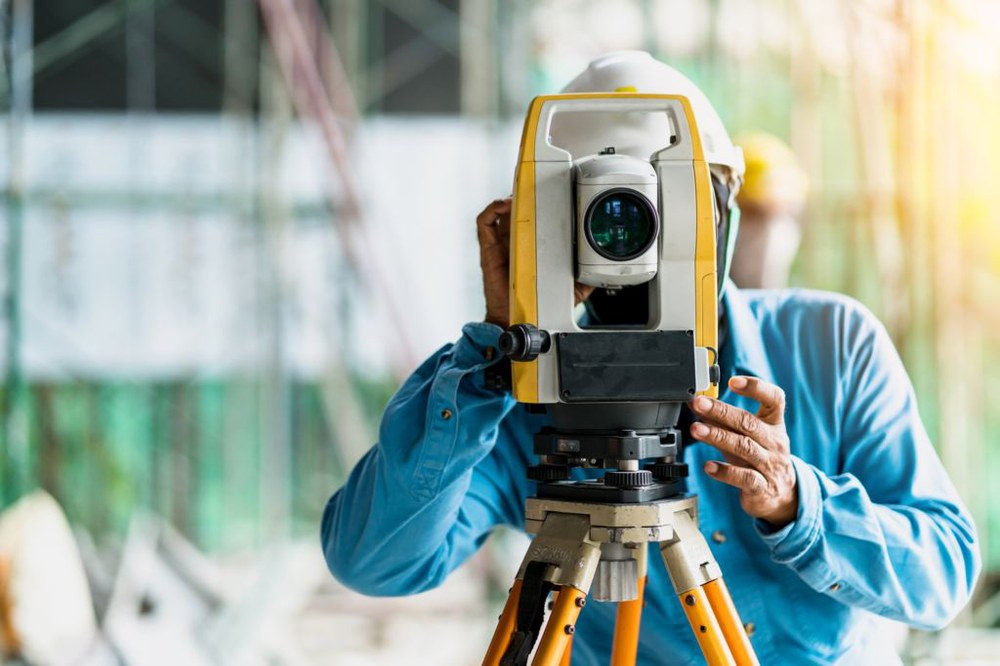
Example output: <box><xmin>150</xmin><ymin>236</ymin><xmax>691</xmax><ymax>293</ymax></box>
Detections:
<box><xmin>258</xmin><ymin>0</ymin><xmax>419</xmax><ymax>372</ymax></box>
<box><xmin>329</xmin><ymin>0</ymin><xmax>366</xmax><ymax>116</ymax></box>
<box><xmin>126</xmin><ymin>0</ymin><xmax>156</xmax><ymax>112</ymax></box>
<box><xmin>222</xmin><ymin>0</ymin><xmax>259</xmax><ymax>550</ymax></box>
<box><xmin>257</xmin><ymin>38</ymin><xmax>294</xmax><ymax>544</ymax></box>
<box><xmin>459</xmin><ymin>0</ymin><xmax>496</xmax><ymax>116</ymax></box>
<box><xmin>2</xmin><ymin>0</ymin><xmax>31</xmax><ymax>504</ymax></box>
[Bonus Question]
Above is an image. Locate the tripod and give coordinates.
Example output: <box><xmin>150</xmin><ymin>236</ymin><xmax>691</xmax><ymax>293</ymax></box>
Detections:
<box><xmin>481</xmin><ymin>423</ymin><xmax>759</xmax><ymax>666</ymax></box>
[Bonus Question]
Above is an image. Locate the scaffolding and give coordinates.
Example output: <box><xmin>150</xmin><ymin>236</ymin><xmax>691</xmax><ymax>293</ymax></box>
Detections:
<box><xmin>0</xmin><ymin>0</ymin><xmax>530</xmax><ymax>546</ymax></box>
<box><xmin>1</xmin><ymin>2</ymin><xmax>998</xmax><ymax>592</ymax></box>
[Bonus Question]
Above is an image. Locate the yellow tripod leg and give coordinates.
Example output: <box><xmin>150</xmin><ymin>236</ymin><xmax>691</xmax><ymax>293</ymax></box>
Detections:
<box><xmin>610</xmin><ymin>575</ymin><xmax>646</xmax><ymax>665</ymax></box>
<box><xmin>531</xmin><ymin>586</ymin><xmax>586</xmax><ymax>666</ymax></box>
<box><xmin>678</xmin><ymin>587</ymin><xmax>736</xmax><ymax>666</ymax></box>
<box><xmin>611</xmin><ymin>543</ymin><xmax>647</xmax><ymax>665</ymax></box>
<box><xmin>559</xmin><ymin>638</ymin><xmax>572</xmax><ymax>666</ymax></box>
<box><xmin>659</xmin><ymin>506</ymin><xmax>754</xmax><ymax>666</ymax></box>
<box><xmin>704</xmin><ymin>578</ymin><xmax>758</xmax><ymax>666</ymax></box>
<box><xmin>483</xmin><ymin>579</ymin><xmax>523</xmax><ymax>666</ymax></box>
<box><xmin>557</xmin><ymin>589</ymin><xmax>574</xmax><ymax>666</ymax></box>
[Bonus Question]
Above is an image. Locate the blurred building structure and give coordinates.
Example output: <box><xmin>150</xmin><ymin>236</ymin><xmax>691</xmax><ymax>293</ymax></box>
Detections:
<box><xmin>1</xmin><ymin>0</ymin><xmax>999</xmax><ymax>662</ymax></box>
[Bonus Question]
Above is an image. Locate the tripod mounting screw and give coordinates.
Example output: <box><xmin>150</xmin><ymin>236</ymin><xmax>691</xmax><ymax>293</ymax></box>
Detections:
<box><xmin>498</xmin><ymin>324</ymin><xmax>551</xmax><ymax>361</ymax></box>
<box><xmin>604</xmin><ymin>470</ymin><xmax>653</xmax><ymax>489</ymax></box>
<box><xmin>648</xmin><ymin>462</ymin><xmax>689</xmax><ymax>480</ymax></box>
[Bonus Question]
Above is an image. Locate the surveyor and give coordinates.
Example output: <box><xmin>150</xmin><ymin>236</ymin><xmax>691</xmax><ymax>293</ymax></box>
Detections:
<box><xmin>321</xmin><ymin>52</ymin><xmax>979</xmax><ymax>664</ymax></box>
<box><xmin>729</xmin><ymin>132</ymin><xmax>809</xmax><ymax>289</ymax></box>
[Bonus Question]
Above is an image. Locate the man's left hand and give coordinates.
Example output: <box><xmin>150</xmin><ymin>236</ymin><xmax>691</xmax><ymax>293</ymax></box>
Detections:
<box><xmin>690</xmin><ymin>376</ymin><xmax>799</xmax><ymax>529</ymax></box>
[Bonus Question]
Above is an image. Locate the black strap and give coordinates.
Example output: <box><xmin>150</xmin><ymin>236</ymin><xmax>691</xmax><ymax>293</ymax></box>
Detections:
<box><xmin>501</xmin><ymin>561</ymin><xmax>555</xmax><ymax>666</ymax></box>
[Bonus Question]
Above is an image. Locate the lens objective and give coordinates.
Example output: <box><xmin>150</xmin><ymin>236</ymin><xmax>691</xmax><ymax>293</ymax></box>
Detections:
<box><xmin>585</xmin><ymin>189</ymin><xmax>657</xmax><ymax>261</ymax></box>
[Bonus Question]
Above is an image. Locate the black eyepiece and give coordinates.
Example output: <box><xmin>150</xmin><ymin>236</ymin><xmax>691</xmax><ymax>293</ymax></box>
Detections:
<box><xmin>499</xmin><ymin>324</ymin><xmax>551</xmax><ymax>362</ymax></box>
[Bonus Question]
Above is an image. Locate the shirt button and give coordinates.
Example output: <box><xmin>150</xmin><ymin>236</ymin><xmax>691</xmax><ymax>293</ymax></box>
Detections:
<box><xmin>829</xmin><ymin>583</ymin><xmax>841</xmax><ymax>592</ymax></box>
<box><xmin>441</xmin><ymin>408</ymin><xmax>453</xmax><ymax>420</ymax></box>
<box><xmin>711</xmin><ymin>530</ymin><xmax>726</xmax><ymax>544</ymax></box>
<box><xmin>744</xmin><ymin>622</ymin><xmax>756</xmax><ymax>637</ymax></box>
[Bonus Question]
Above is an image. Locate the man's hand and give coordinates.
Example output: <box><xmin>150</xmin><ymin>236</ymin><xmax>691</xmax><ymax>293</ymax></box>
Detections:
<box><xmin>476</xmin><ymin>198</ymin><xmax>594</xmax><ymax>327</ymax></box>
<box><xmin>477</xmin><ymin>199</ymin><xmax>512</xmax><ymax>327</ymax></box>
<box><xmin>690</xmin><ymin>376</ymin><xmax>799</xmax><ymax>529</ymax></box>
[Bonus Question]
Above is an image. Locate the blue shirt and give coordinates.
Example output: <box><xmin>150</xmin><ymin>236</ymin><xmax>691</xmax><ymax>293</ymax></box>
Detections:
<box><xmin>321</xmin><ymin>285</ymin><xmax>980</xmax><ymax>664</ymax></box>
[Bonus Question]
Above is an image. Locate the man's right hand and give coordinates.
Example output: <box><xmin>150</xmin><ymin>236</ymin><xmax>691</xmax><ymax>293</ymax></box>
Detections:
<box><xmin>476</xmin><ymin>198</ymin><xmax>594</xmax><ymax>328</ymax></box>
<box><xmin>477</xmin><ymin>198</ymin><xmax>512</xmax><ymax>327</ymax></box>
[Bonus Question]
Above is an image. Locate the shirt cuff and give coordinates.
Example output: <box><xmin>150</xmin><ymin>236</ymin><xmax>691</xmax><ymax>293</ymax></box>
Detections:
<box><xmin>452</xmin><ymin>321</ymin><xmax>505</xmax><ymax>369</ymax></box>
<box><xmin>754</xmin><ymin>455</ymin><xmax>823</xmax><ymax>564</ymax></box>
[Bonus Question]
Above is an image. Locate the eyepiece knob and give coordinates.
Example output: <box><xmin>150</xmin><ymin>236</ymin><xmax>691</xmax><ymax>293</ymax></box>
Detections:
<box><xmin>498</xmin><ymin>324</ymin><xmax>551</xmax><ymax>362</ymax></box>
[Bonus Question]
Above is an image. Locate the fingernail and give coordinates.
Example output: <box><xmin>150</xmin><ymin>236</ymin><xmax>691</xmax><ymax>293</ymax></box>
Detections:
<box><xmin>693</xmin><ymin>396</ymin><xmax>712</xmax><ymax>412</ymax></box>
<box><xmin>705</xmin><ymin>462</ymin><xmax>718</xmax><ymax>475</ymax></box>
<box><xmin>691</xmin><ymin>422</ymin><xmax>708</xmax><ymax>438</ymax></box>
<box><xmin>729</xmin><ymin>376</ymin><xmax>747</xmax><ymax>389</ymax></box>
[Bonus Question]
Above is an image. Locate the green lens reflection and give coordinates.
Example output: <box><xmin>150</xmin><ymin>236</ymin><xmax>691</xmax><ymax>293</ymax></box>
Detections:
<box><xmin>586</xmin><ymin>191</ymin><xmax>656</xmax><ymax>260</ymax></box>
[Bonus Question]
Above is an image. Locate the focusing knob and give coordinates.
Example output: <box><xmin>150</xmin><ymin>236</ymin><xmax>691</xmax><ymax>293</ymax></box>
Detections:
<box><xmin>603</xmin><ymin>470</ymin><xmax>653</xmax><ymax>489</ymax></box>
<box><xmin>648</xmin><ymin>462</ymin><xmax>689</xmax><ymax>481</ymax></box>
<box><xmin>709</xmin><ymin>364</ymin><xmax>721</xmax><ymax>386</ymax></box>
<box><xmin>527</xmin><ymin>464</ymin><xmax>571</xmax><ymax>482</ymax></box>
<box><xmin>498</xmin><ymin>324</ymin><xmax>551</xmax><ymax>362</ymax></box>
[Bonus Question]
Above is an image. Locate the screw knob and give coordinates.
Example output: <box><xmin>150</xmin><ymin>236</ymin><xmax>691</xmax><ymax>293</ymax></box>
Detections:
<box><xmin>498</xmin><ymin>324</ymin><xmax>550</xmax><ymax>361</ymax></box>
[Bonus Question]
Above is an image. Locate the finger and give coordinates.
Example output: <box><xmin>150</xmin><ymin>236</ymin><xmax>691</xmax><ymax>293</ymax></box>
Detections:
<box><xmin>690</xmin><ymin>421</ymin><xmax>769</xmax><ymax>471</ymax></box>
<box><xmin>475</xmin><ymin>198</ymin><xmax>511</xmax><ymax>231</ymax></box>
<box><xmin>573</xmin><ymin>283</ymin><xmax>595</xmax><ymax>306</ymax></box>
<box><xmin>728</xmin><ymin>376</ymin><xmax>786</xmax><ymax>425</ymax></box>
<box><xmin>477</xmin><ymin>200</ymin><xmax>512</xmax><ymax>268</ymax></box>
<box><xmin>691</xmin><ymin>395</ymin><xmax>764</xmax><ymax>439</ymax></box>
<box><xmin>704</xmin><ymin>460</ymin><xmax>767</xmax><ymax>495</ymax></box>
<box><xmin>498</xmin><ymin>208</ymin><xmax>511</xmax><ymax>246</ymax></box>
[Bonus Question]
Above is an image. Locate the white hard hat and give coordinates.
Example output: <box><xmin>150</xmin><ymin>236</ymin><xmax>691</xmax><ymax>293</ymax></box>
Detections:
<box><xmin>550</xmin><ymin>51</ymin><xmax>744</xmax><ymax>187</ymax></box>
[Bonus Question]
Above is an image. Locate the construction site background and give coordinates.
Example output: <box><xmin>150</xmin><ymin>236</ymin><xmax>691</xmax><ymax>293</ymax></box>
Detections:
<box><xmin>1</xmin><ymin>1</ymin><xmax>999</xmax><ymax>664</ymax></box>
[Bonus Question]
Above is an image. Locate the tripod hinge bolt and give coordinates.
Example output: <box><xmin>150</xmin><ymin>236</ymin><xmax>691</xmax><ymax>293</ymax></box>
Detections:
<box><xmin>574</xmin><ymin>597</ymin><xmax>586</xmax><ymax>608</ymax></box>
<box><xmin>564</xmin><ymin>625</ymin><xmax>575</xmax><ymax>635</ymax></box>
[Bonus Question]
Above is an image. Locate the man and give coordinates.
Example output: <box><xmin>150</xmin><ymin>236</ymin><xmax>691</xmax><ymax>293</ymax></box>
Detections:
<box><xmin>321</xmin><ymin>52</ymin><xmax>979</xmax><ymax>664</ymax></box>
<box><xmin>729</xmin><ymin>132</ymin><xmax>809</xmax><ymax>290</ymax></box>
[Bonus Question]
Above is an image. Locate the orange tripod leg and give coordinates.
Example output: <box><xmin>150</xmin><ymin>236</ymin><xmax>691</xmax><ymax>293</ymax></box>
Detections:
<box><xmin>611</xmin><ymin>543</ymin><xmax>647</xmax><ymax>665</ymax></box>
<box><xmin>557</xmin><ymin>590</ymin><xmax>574</xmax><ymax>666</ymax></box>
<box><xmin>559</xmin><ymin>639</ymin><xmax>572</xmax><ymax>666</ymax></box>
<box><xmin>704</xmin><ymin>578</ymin><xmax>758</xmax><ymax>666</ymax></box>
<box><xmin>531</xmin><ymin>586</ymin><xmax>586</xmax><ymax>666</ymax></box>
<box><xmin>483</xmin><ymin>579</ymin><xmax>523</xmax><ymax>666</ymax></box>
<box><xmin>678</xmin><ymin>587</ymin><xmax>736</xmax><ymax>666</ymax></box>
<box><xmin>610</xmin><ymin>575</ymin><xmax>646</xmax><ymax>665</ymax></box>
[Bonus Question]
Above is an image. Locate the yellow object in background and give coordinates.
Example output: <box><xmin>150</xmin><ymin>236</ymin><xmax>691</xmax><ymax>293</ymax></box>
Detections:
<box><xmin>736</xmin><ymin>132</ymin><xmax>808</xmax><ymax>215</ymax></box>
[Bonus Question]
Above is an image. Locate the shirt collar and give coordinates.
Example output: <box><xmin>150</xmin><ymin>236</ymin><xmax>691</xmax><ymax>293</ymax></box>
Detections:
<box><xmin>720</xmin><ymin>280</ymin><xmax>776</xmax><ymax>384</ymax></box>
